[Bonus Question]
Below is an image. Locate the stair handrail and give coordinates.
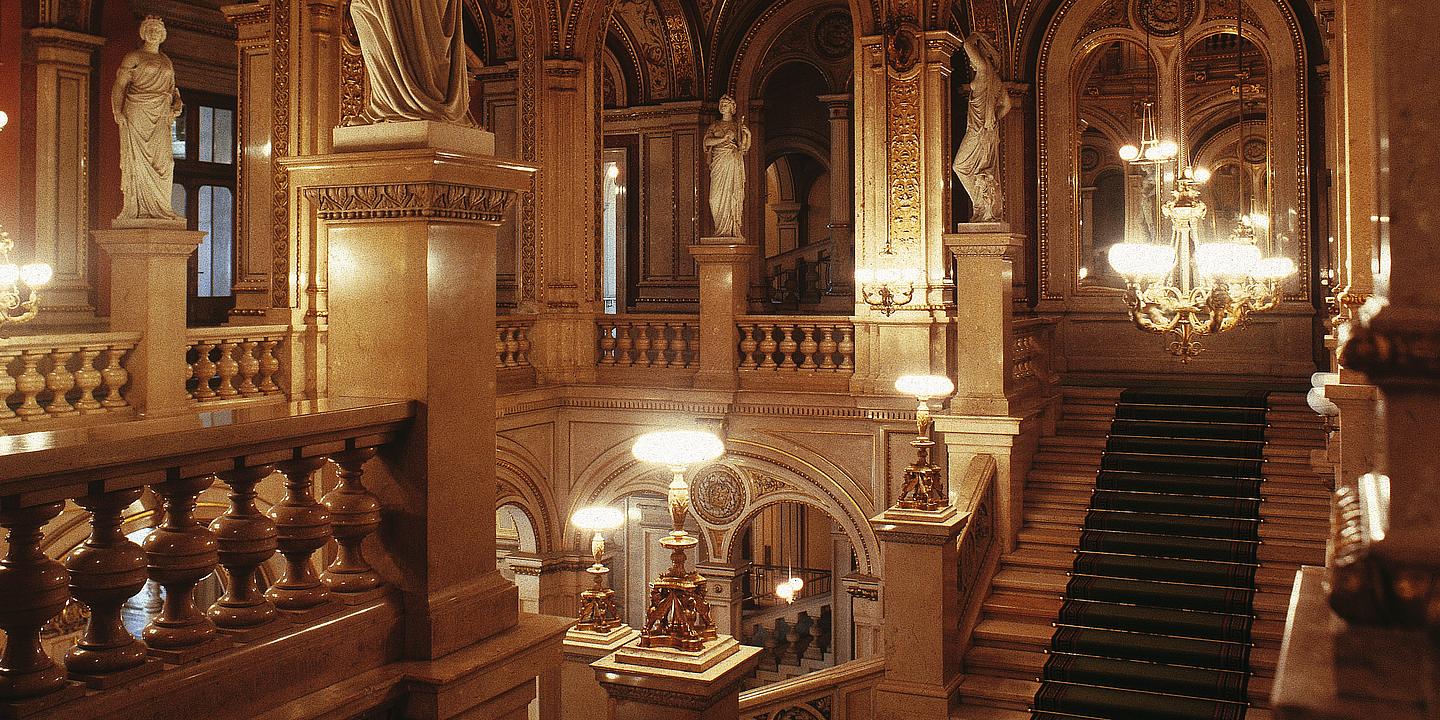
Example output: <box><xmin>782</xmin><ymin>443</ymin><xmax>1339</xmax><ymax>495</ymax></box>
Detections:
<box><xmin>738</xmin><ymin>656</ymin><xmax>886</xmax><ymax>715</ymax></box>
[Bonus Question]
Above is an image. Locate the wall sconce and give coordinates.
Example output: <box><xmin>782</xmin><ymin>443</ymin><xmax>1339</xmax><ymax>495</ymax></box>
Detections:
<box><xmin>894</xmin><ymin>374</ymin><xmax>955</xmax><ymax>512</ymax></box>
<box><xmin>0</xmin><ymin>113</ymin><xmax>54</xmax><ymax>332</ymax></box>
<box><xmin>571</xmin><ymin>506</ymin><xmax>625</xmax><ymax>634</ymax></box>
<box><xmin>631</xmin><ymin>429</ymin><xmax>725</xmax><ymax>652</ymax></box>
<box><xmin>856</xmin><ymin>267</ymin><xmax>920</xmax><ymax>316</ymax></box>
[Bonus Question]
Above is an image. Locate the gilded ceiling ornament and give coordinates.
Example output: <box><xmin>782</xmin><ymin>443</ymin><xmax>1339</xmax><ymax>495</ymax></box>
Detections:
<box><xmin>1131</xmin><ymin>0</ymin><xmax>1199</xmax><ymax>37</ymax></box>
<box><xmin>814</xmin><ymin>11</ymin><xmax>854</xmax><ymax>61</ymax></box>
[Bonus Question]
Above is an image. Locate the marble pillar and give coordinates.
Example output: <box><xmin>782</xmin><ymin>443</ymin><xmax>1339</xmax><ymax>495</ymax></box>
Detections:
<box><xmin>944</xmin><ymin>228</ymin><xmax>1025</xmax><ymax>416</ymax></box>
<box><xmin>818</xmin><ymin>93</ymin><xmax>855</xmax><ymax>304</ymax></box>
<box><xmin>840</xmin><ymin>573</ymin><xmax>881</xmax><ymax>661</ymax></box>
<box><xmin>694</xmin><ymin>561</ymin><xmax>749</xmax><ymax>638</ymax></box>
<box><xmin>563</xmin><ymin>626</ymin><xmax>639</xmax><ymax>719</ymax></box>
<box><xmin>27</xmin><ymin>28</ymin><xmax>105</xmax><ymax>324</ymax></box>
<box><xmin>91</xmin><ymin>228</ymin><xmax>205</xmax><ymax>416</ymax></box>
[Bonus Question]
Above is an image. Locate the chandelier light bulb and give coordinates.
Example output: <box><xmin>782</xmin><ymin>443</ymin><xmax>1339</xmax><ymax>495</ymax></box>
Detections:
<box><xmin>895</xmin><ymin>374</ymin><xmax>954</xmax><ymax>401</ymax></box>
<box><xmin>788</xmin><ymin>576</ymin><xmax>805</xmax><ymax>592</ymax></box>
<box><xmin>0</xmin><ymin>110</ymin><xmax>8</xmax><ymax>131</ymax></box>
<box><xmin>0</xmin><ymin>264</ymin><xmax>18</xmax><ymax>286</ymax></box>
<box><xmin>1193</xmin><ymin>166</ymin><xmax>1212</xmax><ymax>183</ymax></box>
<box><xmin>1118</xmin><ymin>144</ymin><xmax>1141</xmax><ymax>162</ymax></box>
<box><xmin>1157</xmin><ymin>140</ymin><xmax>1178</xmax><ymax>159</ymax></box>
<box><xmin>1255</xmin><ymin>256</ymin><xmax>1297</xmax><ymax>280</ymax></box>
<box><xmin>1197</xmin><ymin>242</ymin><xmax>1263</xmax><ymax>280</ymax></box>
<box><xmin>631</xmin><ymin>429</ymin><xmax>724</xmax><ymax>468</ymax></box>
<box><xmin>855</xmin><ymin>267</ymin><xmax>875</xmax><ymax>283</ymax></box>
<box><xmin>1108</xmin><ymin>243</ymin><xmax>1175</xmax><ymax>279</ymax></box>
<box><xmin>20</xmin><ymin>263</ymin><xmax>52</xmax><ymax>288</ymax></box>
<box><xmin>571</xmin><ymin>506</ymin><xmax>624</xmax><ymax>533</ymax></box>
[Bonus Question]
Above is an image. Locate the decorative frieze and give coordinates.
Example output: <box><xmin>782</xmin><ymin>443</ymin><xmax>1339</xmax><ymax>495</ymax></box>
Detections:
<box><xmin>304</xmin><ymin>183</ymin><xmax>516</xmax><ymax>223</ymax></box>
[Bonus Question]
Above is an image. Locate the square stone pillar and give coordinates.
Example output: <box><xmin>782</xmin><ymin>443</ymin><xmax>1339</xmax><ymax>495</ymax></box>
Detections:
<box><xmin>944</xmin><ymin>227</ymin><xmax>1025</xmax><ymax>416</ymax></box>
<box><xmin>563</xmin><ymin>626</ymin><xmax>639</xmax><ymax>719</ymax></box>
<box><xmin>593</xmin><ymin>639</ymin><xmax>763</xmax><ymax>720</ymax></box>
<box><xmin>689</xmin><ymin>243</ymin><xmax>755</xmax><ymax>390</ymax></box>
<box><xmin>934</xmin><ymin>415</ymin><xmax>1025</xmax><ymax>551</ymax></box>
<box><xmin>841</xmin><ymin>573</ymin><xmax>882</xmax><ymax>660</ymax></box>
<box><xmin>284</xmin><ymin>122</ymin><xmax>535</xmax><ymax>661</ymax></box>
<box><xmin>694</xmin><ymin>561</ymin><xmax>750</xmax><ymax>637</ymax></box>
<box><xmin>92</xmin><ymin>228</ymin><xmax>205</xmax><ymax>416</ymax></box>
<box><xmin>869</xmin><ymin>513</ymin><xmax>966</xmax><ymax>719</ymax></box>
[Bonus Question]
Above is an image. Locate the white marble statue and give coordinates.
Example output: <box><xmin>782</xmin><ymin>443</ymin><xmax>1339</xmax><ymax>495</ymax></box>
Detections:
<box><xmin>704</xmin><ymin>95</ymin><xmax>751</xmax><ymax>238</ymax></box>
<box><xmin>348</xmin><ymin>0</ymin><xmax>473</xmax><ymax>124</ymax></box>
<box><xmin>112</xmin><ymin>16</ymin><xmax>184</xmax><ymax>225</ymax></box>
<box><xmin>952</xmin><ymin>34</ymin><xmax>1012</xmax><ymax>223</ymax></box>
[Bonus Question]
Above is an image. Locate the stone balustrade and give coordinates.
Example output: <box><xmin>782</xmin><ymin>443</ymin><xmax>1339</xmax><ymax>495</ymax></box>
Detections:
<box><xmin>737</xmin><ymin>657</ymin><xmax>885</xmax><ymax>719</ymax></box>
<box><xmin>596</xmin><ymin>315</ymin><xmax>699</xmax><ymax>369</ymax></box>
<box><xmin>0</xmin><ymin>332</ymin><xmax>141</xmax><ymax>423</ymax></box>
<box><xmin>0</xmin><ymin>398</ymin><xmax>412</xmax><ymax>717</ymax></box>
<box><xmin>738</xmin><ymin>317</ymin><xmax>855</xmax><ymax>372</ymax></box>
<box><xmin>496</xmin><ymin>318</ymin><xmax>535</xmax><ymax>369</ymax></box>
<box><xmin>186</xmin><ymin>326</ymin><xmax>290</xmax><ymax>404</ymax></box>
<box><xmin>1010</xmin><ymin>316</ymin><xmax>1059</xmax><ymax>396</ymax></box>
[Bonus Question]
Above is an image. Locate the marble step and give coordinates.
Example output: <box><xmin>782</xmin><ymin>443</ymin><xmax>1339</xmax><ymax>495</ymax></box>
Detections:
<box><xmin>957</xmin><ymin>674</ymin><xmax>1039</xmax><ymax>711</ymax></box>
<box><xmin>949</xmin><ymin>704</ymin><xmax>1034</xmax><ymax>720</ymax></box>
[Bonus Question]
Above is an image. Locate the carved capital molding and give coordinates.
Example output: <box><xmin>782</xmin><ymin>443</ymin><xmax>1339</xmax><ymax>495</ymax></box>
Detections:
<box><xmin>1339</xmin><ymin>303</ymin><xmax>1440</xmax><ymax>386</ymax></box>
<box><xmin>597</xmin><ymin>678</ymin><xmax>744</xmax><ymax>710</ymax></box>
<box><xmin>304</xmin><ymin>182</ymin><xmax>517</xmax><ymax>224</ymax></box>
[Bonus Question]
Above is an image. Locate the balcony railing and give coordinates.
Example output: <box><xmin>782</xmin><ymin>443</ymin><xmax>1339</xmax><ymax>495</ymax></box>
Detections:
<box><xmin>744</xmin><ymin>564</ymin><xmax>833</xmax><ymax>608</ymax></box>
<box><xmin>596</xmin><ymin>315</ymin><xmax>699</xmax><ymax>369</ymax></box>
<box><xmin>738</xmin><ymin>317</ymin><xmax>854</xmax><ymax>373</ymax></box>
<box><xmin>0</xmin><ymin>332</ymin><xmax>140</xmax><ymax>422</ymax></box>
<box><xmin>0</xmin><ymin>397</ymin><xmax>413</xmax><ymax>716</ymax></box>
<box><xmin>737</xmin><ymin>657</ymin><xmax>885</xmax><ymax>718</ymax></box>
<box><xmin>496</xmin><ymin>318</ymin><xmax>535</xmax><ymax>370</ymax></box>
<box><xmin>186</xmin><ymin>325</ymin><xmax>290</xmax><ymax>404</ymax></box>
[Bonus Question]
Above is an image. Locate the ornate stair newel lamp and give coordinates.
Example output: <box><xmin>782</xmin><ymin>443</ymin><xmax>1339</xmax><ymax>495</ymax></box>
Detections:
<box><xmin>630</xmin><ymin>429</ymin><xmax>725</xmax><ymax>652</ymax></box>
<box><xmin>891</xmin><ymin>374</ymin><xmax>956</xmax><ymax>517</ymax></box>
<box><xmin>571</xmin><ymin>506</ymin><xmax>625</xmax><ymax>635</ymax></box>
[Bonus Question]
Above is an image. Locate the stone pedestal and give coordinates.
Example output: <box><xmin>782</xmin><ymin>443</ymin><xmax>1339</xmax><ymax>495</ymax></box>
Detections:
<box><xmin>869</xmin><ymin>512</ymin><xmax>967</xmax><ymax>719</ymax></box>
<box><xmin>563</xmin><ymin>625</ymin><xmax>639</xmax><ymax>719</ymax></box>
<box><xmin>506</xmin><ymin>552</ymin><xmax>591</xmax><ymax>617</ymax></box>
<box><xmin>944</xmin><ymin>227</ymin><xmax>1025</xmax><ymax>417</ymax></box>
<box><xmin>285</xmin><ymin>121</ymin><xmax>536</xmax><ymax>660</ymax></box>
<box><xmin>593</xmin><ymin>637</ymin><xmax>763</xmax><ymax>720</ymax></box>
<box><xmin>690</xmin><ymin>242</ymin><xmax>756</xmax><ymax>391</ymax></box>
<box><xmin>934</xmin><ymin>414</ymin><xmax>1025</xmax><ymax>551</ymax></box>
<box><xmin>694</xmin><ymin>561</ymin><xmax>749</xmax><ymax>637</ymax></box>
<box><xmin>92</xmin><ymin>228</ymin><xmax>206</xmax><ymax>416</ymax></box>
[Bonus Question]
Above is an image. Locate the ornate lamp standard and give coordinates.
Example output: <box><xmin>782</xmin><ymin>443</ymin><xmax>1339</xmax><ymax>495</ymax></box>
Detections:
<box><xmin>570</xmin><ymin>506</ymin><xmax>624</xmax><ymax>635</ymax></box>
<box><xmin>892</xmin><ymin>374</ymin><xmax>955</xmax><ymax>515</ymax></box>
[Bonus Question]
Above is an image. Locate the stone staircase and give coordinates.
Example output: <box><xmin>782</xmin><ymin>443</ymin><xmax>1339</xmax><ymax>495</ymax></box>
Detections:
<box><xmin>951</xmin><ymin>387</ymin><xmax>1328</xmax><ymax>720</ymax></box>
<box><xmin>742</xmin><ymin>604</ymin><xmax>835</xmax><ymax>689</ymax></box>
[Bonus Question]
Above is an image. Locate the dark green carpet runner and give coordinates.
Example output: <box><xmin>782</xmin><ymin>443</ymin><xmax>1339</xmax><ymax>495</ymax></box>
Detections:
<box><xmin>1032</xmin><ymin>388</ymin><xmax>1267</xmax><ymax>720</ymax></box>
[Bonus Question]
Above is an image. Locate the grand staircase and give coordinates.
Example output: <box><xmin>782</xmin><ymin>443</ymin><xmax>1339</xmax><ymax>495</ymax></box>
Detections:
<box><xmin>953</xmin><ymin>386</ymin><xmax>1328</xmax><ymax>720</ymax></box>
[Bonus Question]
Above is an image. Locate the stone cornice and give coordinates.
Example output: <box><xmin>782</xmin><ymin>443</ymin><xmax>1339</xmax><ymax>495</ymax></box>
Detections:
<box><xmin>303</xmin><ymin>183</ymin><xmax>516</xmax><ymax>224</ymax></box>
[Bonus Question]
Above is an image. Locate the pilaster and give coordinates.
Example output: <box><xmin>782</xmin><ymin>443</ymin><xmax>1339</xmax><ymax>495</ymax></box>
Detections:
<box><xmin>818</xmin><ymin>93</ymin><xmax>855</xmax><ymax>303</ymax></box>
<box><xmin>25</xmin><ymin>27</ymin><xmax>105</xmax><ymax>325</ymax></box>
<box><xmin>841</xmin><ymin>573</ymin><xmax>882</xmax><ymax>660</ymax></box>
<box><xmin>694</xmin><ymin>561</ymin><xmax>749</xmax><ymax>637</ymax></box>
<box><xmin>506</xmin><ymin>552</ymin><xmax>592</xmax><ymax>617</ymax></box>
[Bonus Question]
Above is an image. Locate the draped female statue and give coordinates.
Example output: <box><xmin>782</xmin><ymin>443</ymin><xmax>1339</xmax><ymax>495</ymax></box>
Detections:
<box><xmin>704</xmin><ymin>95</ymin><xmax>751</xmax><ymax>238</ymax></box>
<box><xmin>111</xmin><ymin>16</ymin><xmax>184</xmax><ymax>225</ymax></box>
<box><xmin>952</xmin><ymin>34</ymin><xmax>1012</xmax><ymax>223</ymax></box>
<box><xmin>348</xmin><ymin>0</ymin><xmax>473</xmax><ymax>124</ymax></box>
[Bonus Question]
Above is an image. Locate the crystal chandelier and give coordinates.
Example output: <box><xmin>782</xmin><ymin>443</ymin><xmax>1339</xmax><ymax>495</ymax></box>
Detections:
<box><xmin>1106</xmin><ymin>16</ymin><xmax>1294</xmax><ymax>361</ymax></box>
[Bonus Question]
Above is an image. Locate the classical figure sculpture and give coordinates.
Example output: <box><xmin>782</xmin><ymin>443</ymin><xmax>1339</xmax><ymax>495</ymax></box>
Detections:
<box><xmin>111</xmin><ymin>16</ymin><xmax>184</xmax><ymax>225</ymax></box>
<box><xmin>348</xmin><ymin>0</ymin><xmax>473</xmax><ymax>124</ymax></box>
<box><xmin>952</xmin><ymin>34</ymin><xmax>1012</xmax><ymax>223</ymax></box>
<box><xmin>704</xmin><ymin>95</ymin><xmax>751</xmax><ymax>238</ymax></box>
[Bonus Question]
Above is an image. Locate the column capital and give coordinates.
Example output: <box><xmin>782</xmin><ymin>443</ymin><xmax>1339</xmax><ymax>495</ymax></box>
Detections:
<box><xmin>92</xmin><ymin>228</ymin><xmax>206</xmax><ymax>258</ymax></box>
<box><xmin>944</xmin><ymin>228</ymin><xmax>1025</xmax><ymax>259</ymax></box>
<box><xmin>24</xmin><ymin>27</ymin><xmax>104</xmax><ymax>63</ymax></box>
<box><xmin>818</xmin><ymin>92</ymin><xmax>853</xmax><ymax>117</ymax></box>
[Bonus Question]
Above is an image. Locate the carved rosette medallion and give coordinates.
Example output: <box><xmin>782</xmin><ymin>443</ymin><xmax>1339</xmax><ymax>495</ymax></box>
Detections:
<box><xmin>690</xmin><ymin>464</ymin><xmax>745</xmax><ymax>525</ymax></box>
<box><xmin>1131</xmin><ymin>0</ymin><xmax>1199</xmax><ymax>36</ymax></box>
<box><xmin>1243</xmin><ymin>137</ymin><xmax>1267</xmax><ymax>164</ymax></box>
<box><xmin>814</xmin><ymin>11</ymin><xmax>854</xmax><ymax>61</ymax></box>
<box><xmin>305</xmin><ymin>183</ymin><xmax>516</xmax><ymax>223</ymax></box>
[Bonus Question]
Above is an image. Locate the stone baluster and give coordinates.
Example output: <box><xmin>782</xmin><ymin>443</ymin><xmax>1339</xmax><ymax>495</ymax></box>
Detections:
<box><xmin>257</xmin><ymin>339</ymin><xmax>282</xmax><ymax>394</ymax></box>
<box><xmin>65</xmin><ymin>488</ymin><xmax>155</xmax><ymax>685</ymax></box>
<box><xmin>214</xmin><ymin>339</ymin><xmax>240</xmax><ymax>399</ymax></box>
<box><xmin>43</xmin><ymin>349</ymin><xmax>77</xmax><ymax>417</ymax></box>
<box><xmin>0</xmin><ymin>501</ymin><xmax>69</xmax><ymax>700</ymax></box>
<box><xmin>322</xmin><ymin>447</ymin><xmax>383</xmax><ymax>599</ymax></box>
<box><xmin>516</xmin><ymin>326</ymin><xmax>532</xmax><ymax>366</ymax></box>
<box><xmin>599</xmin><ymin>323</ymin><xmax>617</xmax><ymax>365</ymax></box>
<box><xmin>633</xmin><ymin>323</ymin><xmax>653</xmax><ymax>367</ymax></box>
<box><xmin>784</xmin><ymin>621</ymin><xmax>803</xmax><ymax>664</ymax></box>
<box><xmin>208</xmin><ymin>465</ymin><xmax>279</xmax><ymax>632</ymax></box>
<box><xmin>495</xmin><ymin>326</ymin><xmax>507</xmax><ymax>368</ymax></box>
<box><xmin>100</xmin><ymin>346</ymin><xmax>131</xmax><ymax>408</ymax></box>
<box><xmin>837</xmin><ymin>327</ymin><xmax>855</xmax><ymax>372</ymax></box>
<box><xmin>777</xmin><ymin>326</ymin><xmax>799</xmax><ymax>370</ymax></box>
<box><xmin>739</xmin><ymin>323</ymin><xmax>759</xmax><ymax>369</ymax></box>
<box><xmin>758</xmin><ymin>323</ymin><xmax>779</xmax><ymax>369</ymax></box>
<box><xmin>14</xmin><ymin>351</ymin><xmax>46</xmax><ymax>419</ymax></box>
<box><xmin>504</xmin><ymin>326</ymin><xmax>521</xmax><ymax>368</ymax></box>
<box><xmin>73</xmin><ymin>347</ymin><xmax>104</xmax><ymax>413</ymax></box>
<box><xmin>267</xmin><ymin>456</ymin><xmax>334</xmax><ymax>612</ymax></box>
<box><xmin>143</xmin><ymin>474</ymin><xmax>226</xmax><ymax>661</ymax></box>
<box><xmin>806</xmin><ymin>616</ymin><xmax>824</xmax><ymax>660</ymax></box>
<box><xmin>668</xmin><ymin>323</ymin><xmax>687</xmax><ymax>368</ymax></box>
<box><xmin>0</xmin><ymin>350</ymin><xmax>19</xmax><ymax>420</ymax></box>
<box><xmin>236</xmin><ymin>340</ymin><xmax>261</xmax><ymax>396</ymax></box>
<box><xmin>761</xmin><ymin>626</ymin><xmax>780</xmax><ymax>670</ymax></box>
<box><xmin>190</xmin><ymin>341</ymin><xmax>217</xmax><ymax>401</ymax></box>
<box><xmin>817</xmin><ymin>327</ymin><xmax>838</xmax><ymax>370</ymax></box>
<box><xmin>798</xmin><ymin>325</ymin><xmax>819</xmax><ymax>370</ymax></box>
<box><xmin>615</xmin><ymin>324</ymin><xmax>633</xmax><ymax>366</ymax></box>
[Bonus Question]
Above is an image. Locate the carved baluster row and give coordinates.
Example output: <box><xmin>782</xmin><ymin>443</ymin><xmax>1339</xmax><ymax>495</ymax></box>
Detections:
<box><xmin>736</xmin><ymin>323</ymin><xmax>855</xmax><ymax>373</ymax></box>
<box><xmin>190</xmin><ymin>335</ymin><xmax>286</xmax><ymax>401</ymax></box>
<box><xmin>0</xmin><ymin>344</ymin><xmax>133</xmax><ymax>420</ymax></box>
<box><xmin>0</xmin><ymin>443</ymin><xmax>388</xmax><ymax>701</ymax></box>
<box><xmin>496</xmin><ymin>324</ymin><xmax>533</xmax><ymax>369</ymax></box>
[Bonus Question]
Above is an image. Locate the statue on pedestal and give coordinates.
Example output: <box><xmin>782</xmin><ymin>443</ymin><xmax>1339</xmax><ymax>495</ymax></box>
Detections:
<box><xmin>704</xmin><ymin>95</ymin><xmax>751</xmax><ymax>238</ymax></box>
<box><xmin>952</xmin><ymin>34</ymin><xmax>1011</xmax><ymax>223</ymax></box>
<box><xmin>111</xmin><ymin>16</ymin><xmax>184</xmax><ymax>226</ymax></box>
<box><xmin>348</xmin><ymin>0</ymin><xmax>473</xmax><ymax>124</ymax></box>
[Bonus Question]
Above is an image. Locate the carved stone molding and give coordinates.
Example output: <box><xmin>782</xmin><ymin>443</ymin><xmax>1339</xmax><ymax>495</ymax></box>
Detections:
<box><xmin>1339</xmin><ymin>305</ymin><xmax>1440</xmax><ymax>386</ymax></box>
<box><xmin>304</xmin><ymin>183</ymin><xmax>517</xmax><ymax>223</ymax></box>
<box><xmin>845</xmin><ymin>585</ymin><xmax>879</xmax><ymax>601</ymax></box>
<box><xmin>691</xmin><ymin>465</ymin><xmax>745</xmax><ymax>525</ymax></box>
<box><xmin>598</xmin><ymin>678</ymin><xmax>745</xmax><ymax>710</ymax></box>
